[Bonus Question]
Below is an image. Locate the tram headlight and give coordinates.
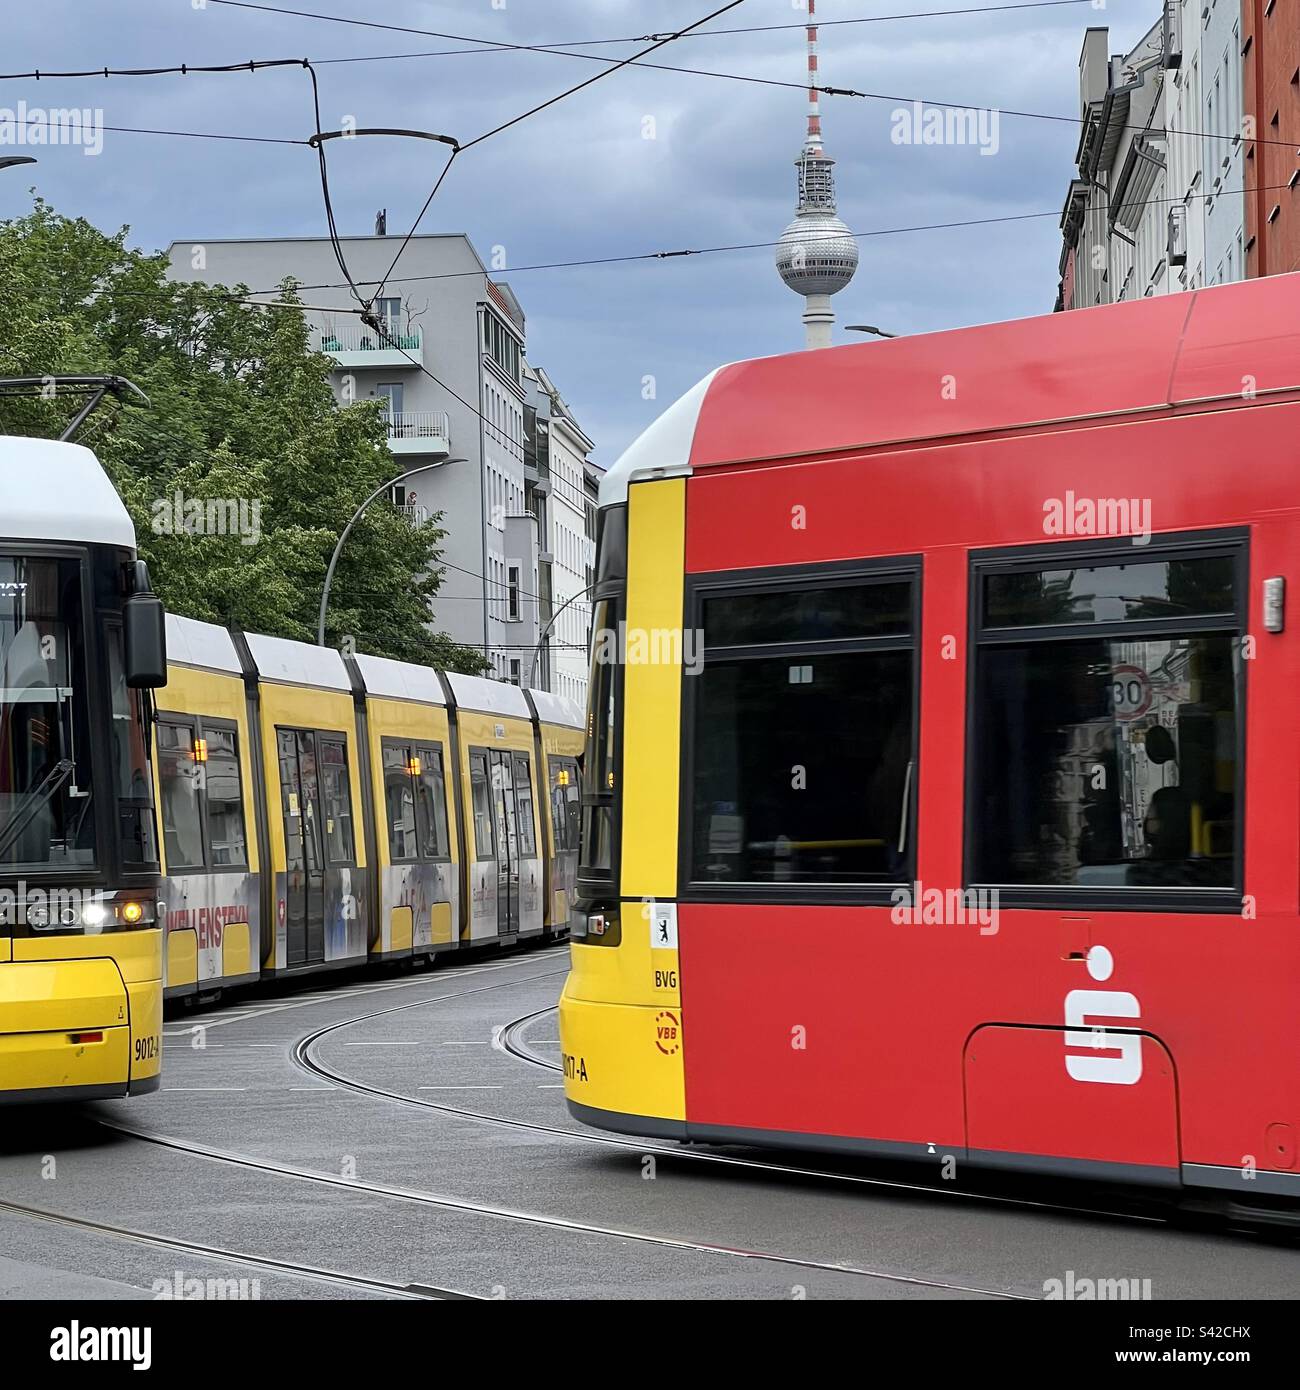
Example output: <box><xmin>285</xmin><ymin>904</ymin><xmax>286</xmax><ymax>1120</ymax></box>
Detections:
<box><xmin>120</xmin><ymin>901</ymin><xmax>144</xmax><ymax>925</ymax></box>
<box><xmin>81</xmin><ymin>902</ymin><xmax>108</xmax><ymax>928</ymax></box>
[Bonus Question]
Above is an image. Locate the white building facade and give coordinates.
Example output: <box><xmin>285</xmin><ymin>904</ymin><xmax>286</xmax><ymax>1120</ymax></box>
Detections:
<box><xmin>166</xmin><ymin>233</ymin><xmax>589</xmax><ymax>688</ymax></box>
<box><xmin>1057</xmin><ymin>9</ymin><xmax>1246</xmax><ymax>309</ymax></box>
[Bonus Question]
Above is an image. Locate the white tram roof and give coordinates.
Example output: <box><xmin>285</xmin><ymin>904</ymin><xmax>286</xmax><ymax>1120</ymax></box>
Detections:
<box><xmin>599</xmin><ymin>369</ymin><xmax>721</xmax><ymax>508</ymax></box>
<box><xmin>353</xmin><ymin>652</ymin><xmax>446</xmax><ymax>706</ymax></box>
<box><xmin>165</xmin><ymin>613</ymin><xmax>242</xmax><ymax>676</ymax></box>
<box><xmin>0</xmin><ymin>437</ymin><xmax>136</xmax><ymax>549</ymax></box>
<box><xmin>244</xmin><ymin>631</ymin><xmax>352</xmax><ymax>693</ymax></box>
<box><xmin>527</xmin><ymin>688</ymin><xmax>584</xmax><ymax>729</ymax></box>
<box><xmin>443</xmin><ymin>672</ymin><xmax>531</xmax><ymax>721</ymax></box>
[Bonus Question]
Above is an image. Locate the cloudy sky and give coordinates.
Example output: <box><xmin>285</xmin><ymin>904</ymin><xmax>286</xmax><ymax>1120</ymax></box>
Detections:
<box><xmin>3</xmin><ymin>0</ymin><xmax>1158</xmax><ymax>463</ymax></box>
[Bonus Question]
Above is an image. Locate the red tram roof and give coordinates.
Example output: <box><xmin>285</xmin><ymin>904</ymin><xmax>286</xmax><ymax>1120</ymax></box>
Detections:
<box><xmin>688</xmin><ymin>273</ymin><xmax>1300</xmax><ymax>472</ymax></box>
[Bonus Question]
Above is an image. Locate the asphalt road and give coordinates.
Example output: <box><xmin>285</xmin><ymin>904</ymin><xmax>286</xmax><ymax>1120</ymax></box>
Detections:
<box><xmin>1</xmin><ymin>944</ymin><xmax>1295</xmax><ymax>1300</ymax></box>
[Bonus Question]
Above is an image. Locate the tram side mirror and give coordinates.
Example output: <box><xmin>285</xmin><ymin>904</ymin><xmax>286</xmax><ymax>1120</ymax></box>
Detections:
<box><xmin>124</xmin><ymin>561</ymin><xmax>168</xmax><ymax>688</ymax></box>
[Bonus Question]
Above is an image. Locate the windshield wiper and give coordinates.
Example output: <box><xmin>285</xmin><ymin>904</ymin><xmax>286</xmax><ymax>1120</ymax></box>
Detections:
<box><xmin>0</xmin><ymin>758</ymin><xmax>75</xmax><ymax>860</ymax></box>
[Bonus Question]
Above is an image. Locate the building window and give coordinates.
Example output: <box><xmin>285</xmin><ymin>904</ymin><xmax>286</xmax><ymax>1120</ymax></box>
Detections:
<box><xmin>376</xmin><ymin>298</ymin><xmax>401</xmax><ymax>336</ymax></box>
<box><xmin>968</xmin><ymin>537</ymin><xmax>1244</xmax><ymax>899</ymax></box>
<box><xmin>507</xmin><ymin>566</ymin><xmax>521</xmax><ymax>622</ymax></box>
<box><xmin>686</xmin><ymin>565</ymin><xmax>918</xmax><ymax>892</ymax></box>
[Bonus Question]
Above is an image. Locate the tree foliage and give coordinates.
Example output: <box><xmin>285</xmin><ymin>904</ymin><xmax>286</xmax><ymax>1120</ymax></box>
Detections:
<box><xmin>0</xmin><ymin>199</ymin><xmax>488</xmax><ymax>672</ymax></box>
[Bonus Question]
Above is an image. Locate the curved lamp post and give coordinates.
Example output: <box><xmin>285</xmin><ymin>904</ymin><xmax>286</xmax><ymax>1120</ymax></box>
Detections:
<box><xmin>317</xmin><ymin>457</ymin><xmax>464</xmax><ymax>646</ymax></box>
<box><xmin>526</xmin><ymin>580</ymin><xmax>597</xmax><ymax>690</ymax></box>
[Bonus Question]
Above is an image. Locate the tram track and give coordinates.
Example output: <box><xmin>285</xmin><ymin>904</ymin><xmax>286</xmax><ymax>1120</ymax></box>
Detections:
<box><xmin>398</xmin><ymin>996</ymin><xmax>1176</xmax><ymax>1232</ymax></box>
<box><xmin>90</xmin><ymin>953</ymin><xmax>1034</xmax><ymax>1299</ymax></box>
<box><xmin>0</xmin><ymin>1195</ymin><xmax>471</xmax><ymax>1300</ymax></box>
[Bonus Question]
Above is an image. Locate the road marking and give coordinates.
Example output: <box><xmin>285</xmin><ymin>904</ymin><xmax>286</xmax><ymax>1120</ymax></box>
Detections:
<box><xmin>441</xmin><ymin>1041</ymin><xmax>490</xmax><ymax>1045</ymax></box>
<box><xmin>342</xmin><ymin>1041</ymin><xmax>421</xmax><ymax>1046</ymax></box>
<box><xmin>158</xmin><ymin>948</ymin><xmax>571</xmax><ymax>1032</ymax></box>
<box><xmin>537</xmin><ymin>1084</ymin><xmax>564</xmax><ymax>1089</ymax></box>
<box><xmin>417</xmin><ymin>1085</ymin><xmax>504</xmax><ymax>1091</ymax></box>
<box><xmin>162</xmin><ymin>1086</ymin><xmax>248</xmax><ymax>1092</ymax></box>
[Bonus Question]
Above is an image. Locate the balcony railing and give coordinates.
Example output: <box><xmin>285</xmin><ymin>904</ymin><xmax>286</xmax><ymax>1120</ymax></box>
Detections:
<box><xmin>397</xmin><ymin>502</ymin><xmax>430</xmax><ymax>526</ymax></box>
<box><xmin>384</xmin><ymin>410</ymin><xmax>451</xmax><ymax>457</ymax></box>
<box><xmin>317</xmin><ymin>324</ymin><xmax>423</xmax><ymax>367</ymax></box>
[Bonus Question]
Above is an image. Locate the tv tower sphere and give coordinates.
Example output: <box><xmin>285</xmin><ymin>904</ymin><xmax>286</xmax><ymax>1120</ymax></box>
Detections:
<box><xmin>775</xmin><ymin>202</ymin><xmax>860</xmax><ymax>298</ymax></box>
<box><xmin>776</xmin><ymin>0</ymin><xmax>858</xmax><ymax>348</ymax></box>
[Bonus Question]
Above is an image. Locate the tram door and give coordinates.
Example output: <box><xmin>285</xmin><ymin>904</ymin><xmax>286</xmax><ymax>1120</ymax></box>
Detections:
<box><xmin>489</xmin><ymin>750</ymin><xmax>520</xmax><ymax>941</ymax></box>
<box><xmin>278</xmin><ymin>729</ymin><xmax>326</xmax><ymax>966</ymax></box>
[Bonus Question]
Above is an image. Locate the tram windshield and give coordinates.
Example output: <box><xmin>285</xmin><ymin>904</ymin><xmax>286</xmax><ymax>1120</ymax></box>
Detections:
<box><xmin>0</xmin><ymin>554</ymin><xmax>97</xmax><ymax>870</ymax></box>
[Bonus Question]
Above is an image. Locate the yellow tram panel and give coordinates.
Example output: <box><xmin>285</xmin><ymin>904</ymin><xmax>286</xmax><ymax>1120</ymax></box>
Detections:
<box><xmin>619</xmin><ymin>478</ymin><xmax>687</xmax><ymax>902</ymax></box>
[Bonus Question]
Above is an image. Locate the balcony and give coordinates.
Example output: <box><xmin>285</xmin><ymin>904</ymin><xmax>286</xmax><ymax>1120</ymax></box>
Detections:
<box><xmin>385</xmin><ymin>410</ymin><xmax>451</xmax><ymax>458</ymax></box>
<box><xmin>317</xmin><ymin>324</ymin><xmax>423</xmax><ymax>369</ymax></box>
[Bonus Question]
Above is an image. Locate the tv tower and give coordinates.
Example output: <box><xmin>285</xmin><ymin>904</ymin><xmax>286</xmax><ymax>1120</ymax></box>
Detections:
<box><xmin>775</xmin><ymin>0</ymin><xmax>859</xmax><ymax>349</ymax></box>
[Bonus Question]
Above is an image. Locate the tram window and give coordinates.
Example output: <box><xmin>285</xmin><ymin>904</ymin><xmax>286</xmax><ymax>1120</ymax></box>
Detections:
<box><xmin>106</xmin><ymin>627</ymin><xmax>156</xmax><ymax>868</ymax></box>
<box><xmin>203</xmin><ymin>726</ymin><xmax>247</xmax><ymax>868</ymax></box>
<box><xmin>470</xmin><ymin>752</ymin><xmax>496</xmax><ymax>859</ymax></box>
<box><xmin>513</xmin><ymin>756</ymin><xmax>537</xmax><ymax>858</ymax></box>
<box><xmin>157</xmin><ymin>720</ymin><xmax>204</xmax><ymax>871</ymax></box>
<box><xmin>383</xmin><ymin>743</ymin><xmax>418</xmax><ymax>862</ymax></box>
<box><xmin>703</xmin><ymin>580</ymin><xmax>911</xmax><ymax>647</ymax></box>
<box><xmin>414</xmin><ymin>745</ymin><xmax>451</xmax><ymax>860</ymax></box>
<box><xmin>550</xmin><ymin>757</ymin><xmax>581</xmax><ymax>853</ymax></box>
<box><xmin>691</xmin><ymin>650</ymin><xmax>914</xmax><ymax>885</ymax></box>
<box><xmin>984</xmin><ymin>555</ymin><xmax>1234</xmax><ymax>628</ymax></box>
<box><xmin>971</xmin><ymin>635</ymin><xmax>1237</xmax><ymax>887</ymax></box>
<box><xmin>318</xmin><ymin>738</ymin><xmax>355</xmax><ymax>864</ymax></box>
<box><xmin>969</xmin><ymin>543</ymin><xmax>1242</xmax><ymax>892</ymax></box>
<box><xmin>580</xmin><ymin>598</ymin><xmax>619</xmax><ymax>877</ymax></box>
<box><xmin>0</xmin><ymin>554</ymin><xmax>97</xmax><ymax>870</ymax></box>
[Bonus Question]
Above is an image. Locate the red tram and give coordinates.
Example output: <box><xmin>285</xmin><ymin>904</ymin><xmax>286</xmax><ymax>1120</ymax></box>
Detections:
<box><xmin>559</xmin><ymin>273</ymin><xmax>1300</xmax><ymax>1198</ymax></box>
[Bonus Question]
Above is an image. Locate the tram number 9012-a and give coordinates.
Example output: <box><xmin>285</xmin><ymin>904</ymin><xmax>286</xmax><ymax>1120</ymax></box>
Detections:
<box><xmin>133</xmin><ymin>1035</ymin><xmax>159</xmax><ymax>1062</ymax></box>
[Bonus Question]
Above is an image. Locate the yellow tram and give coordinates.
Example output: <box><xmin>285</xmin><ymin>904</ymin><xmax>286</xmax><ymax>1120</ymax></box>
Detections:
<box><xmin>0</xmin><ymin>436</ymin><xmax>167</xmax><ymax>1103</ymax></box>
<box><xmin>159</xmin><ymin>615</ymin><xmax>584</xmax><ymax>1001</ymax></box>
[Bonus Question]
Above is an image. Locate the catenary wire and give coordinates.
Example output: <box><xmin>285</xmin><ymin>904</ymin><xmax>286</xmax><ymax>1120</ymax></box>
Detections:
<box><xmin>204</xmin><ymin>0</ymin><xmax>1116</xmax><ymax>51</ymax></box>
<box><xmin>217</xmin><ymin>178</ymin><xmax>1300</xmax><ymax>303</ymax></box>
<box><xmin>182</xmin><ymin>0</ymin><xmax>1300</xmax><ymax>151</ymax></box>
<box><xmin>366</xmin><ymin>0</ymin><xmax>750</xmax><ymax>308</ymax></box>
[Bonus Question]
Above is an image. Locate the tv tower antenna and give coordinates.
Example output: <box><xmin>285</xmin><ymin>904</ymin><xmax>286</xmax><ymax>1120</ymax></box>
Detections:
<box><xmin>774</xmin><ymin>0</ymin><xmax>859</xmax><ymax>349</ymax></box>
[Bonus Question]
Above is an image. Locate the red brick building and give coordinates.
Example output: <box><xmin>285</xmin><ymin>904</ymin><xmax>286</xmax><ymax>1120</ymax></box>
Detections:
<box><xmin>1243</xmin><ymin>0</ymin><xmax>1300</xmax><ymax>275</ymax></box>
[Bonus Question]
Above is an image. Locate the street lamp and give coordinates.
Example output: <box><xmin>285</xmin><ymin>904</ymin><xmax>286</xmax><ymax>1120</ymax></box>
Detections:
<box><xmin>845</xmin><ymin>324</ymin><xmax>899</xmax><ymax>339</ymax></box>
<box><xmin>316</xmin><ymin>457</ymin><xmax>465</xmax><ymax>646</ymax></box>
<box><xmin>527</xmin><ymin>581</ymin><xmax>597</xmax><ymax>691</ymax></box>
<box><xmin>0</xmin><ymin>157</ymin><xmax>36</xmax><ymax>172</ymax></box>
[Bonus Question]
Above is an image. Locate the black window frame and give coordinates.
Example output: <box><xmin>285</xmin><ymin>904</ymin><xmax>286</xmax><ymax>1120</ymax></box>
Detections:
<box><xmin>512</xmin><ymin>751</ymin><xmax>538</xmax><ymax>860</ymax></box>
<box><xmin>414</xmin><ymin>741</ymin><xmax>453</xmax><ymax>864</ymax></box>
<box><xmin>381</xmin><ymin>738</ymin><xmax>421</xmax><ymax>865</ymax></box>
<box><xmin>469</xmin><ymin>749</ymin><xmax>496</xmax><ymax>861</ymax></box>
<box><xmin>964</xmin><ymin>528</ymin><xmax>1248</xmax><ymax>912</ymax></box>
<box><xmin>155</xmin><ymin>712</ymin><xmax>249</xmax><ymax>876</ymax></box>
<box><xmin>547</xmin><ymin>753</ymin><xmax>581</xmax><ymax>855</ymax></box>
<box><xmin>679</xmin><ymin>555</ymin><xmax>923</xmax><ymax>906</ymax></box>
<box><xmin>316</xmin><ymin>734</ymin><xmax>357</xmax><ymax>868</ymax></box>
<box><xmin>156</xmin><ymin>713</ymin><xmax>205</xmax><ymax>873</ymax></box>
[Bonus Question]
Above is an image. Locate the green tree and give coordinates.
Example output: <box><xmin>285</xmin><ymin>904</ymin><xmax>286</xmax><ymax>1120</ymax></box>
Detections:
<box><xmin>0</xmin><ymin>198</ymin><xmax>488</xmax><ymax>672</ymax></box>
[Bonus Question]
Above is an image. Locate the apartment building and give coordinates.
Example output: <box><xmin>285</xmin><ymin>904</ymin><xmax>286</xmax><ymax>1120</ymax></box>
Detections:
<box><xmin>166</xmin><ymin>230</ymin><xmax>590</xmax><ymax>687</ymax></box>
<box><xmin>1057</xmin><ymin>7</ymin><xmax>1247</xmax><ymax>308</ymax></box>
<box><xmin>1242</xmin><ymin>0</ymin><xmax>1300</xmax><ymax>276</ymax></box>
